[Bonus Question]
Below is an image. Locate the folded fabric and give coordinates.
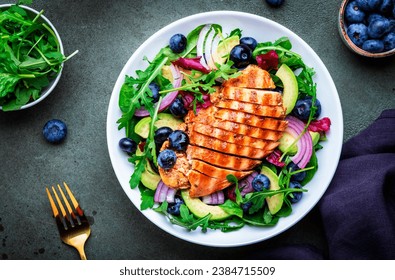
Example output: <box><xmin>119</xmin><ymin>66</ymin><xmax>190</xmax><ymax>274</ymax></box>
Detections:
<box><xmin>319</xmin><ymin>109</ymin><xmax>395</xmax><ymax>259</ymax></box>
<box><xmin>256</xmin><ymin>109</ymin><xmax>395</xmax><ymax>259</ymax></box>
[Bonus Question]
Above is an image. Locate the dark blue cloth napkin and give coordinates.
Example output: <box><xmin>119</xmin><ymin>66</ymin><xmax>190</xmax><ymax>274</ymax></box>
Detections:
<box><xmin>320</xmin><ymin>109</ymin><xmax>395</xmax><ymax>259</ymax></box>
<box><xmin>258</xmin><ymin>109</ymin><xmax>395</xmax><ymax>259</ymax></box>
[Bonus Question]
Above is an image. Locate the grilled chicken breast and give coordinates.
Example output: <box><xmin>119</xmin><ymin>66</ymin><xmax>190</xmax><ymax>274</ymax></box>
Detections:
<box><xmin>157</xmin><ymin>65</ymin><xmax>287</xmax><ymax>197</ymax></box>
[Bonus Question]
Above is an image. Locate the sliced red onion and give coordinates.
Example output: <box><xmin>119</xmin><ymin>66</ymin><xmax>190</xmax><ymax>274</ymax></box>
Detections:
<box><xmin>196</xmin><ymin>24</ymin><xmax>211</xmax><ymax>71</ymax></box>
<box><xmin>286</xmin><ymin>116</ymin><xmax>313</xmax><ymax>168</ymax></box>
<box><xmin>154</xmin><ymin>180</ymin><xmax>176</xmax><ymax>203</ymax></box>
<box><xmin>134</xmin><ymin>64</ymin><xmax>182</xmax><ymax>117</ymax></box>
<box><xmin>201</xmin><ymin>190</ymin><xmax>225</xmax><ymax>205</ymax></box>
<box><xmin>239</xmin><ymin>172</ymin><xmax>258</xmax><ymax>196</ymax></box>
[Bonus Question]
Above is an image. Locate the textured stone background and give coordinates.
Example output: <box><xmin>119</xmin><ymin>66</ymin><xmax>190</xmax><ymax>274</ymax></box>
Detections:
<box><xmin>1</xmin><ymin>0</ymin><xmax>394</xmax><ymax>260</ymax></box>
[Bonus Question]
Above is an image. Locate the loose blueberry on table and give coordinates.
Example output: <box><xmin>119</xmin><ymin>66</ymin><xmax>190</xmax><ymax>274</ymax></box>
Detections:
<box><xmin>265</xmin><ymin>0</ymin><xmax>285</xmax><ymax>7</ymax></box>
<box><xmin>42</xmin><ymin>119</ymin><xmax>67</xmax><ymax>144</ymax></box>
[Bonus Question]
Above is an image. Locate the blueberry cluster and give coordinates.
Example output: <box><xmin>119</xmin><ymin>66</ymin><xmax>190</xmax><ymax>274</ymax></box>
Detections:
<box><xmin>157</xmin><ymin>130</ymin><xmax>189</xmax><ymax>170</ymax></box>
<box><xmin>344</xmin><ymin>0</ymin><xmax>395</xmax><ymax>53</ymax></box>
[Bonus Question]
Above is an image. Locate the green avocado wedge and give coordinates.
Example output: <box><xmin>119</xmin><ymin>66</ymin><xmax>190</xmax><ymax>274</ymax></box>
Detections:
<box><xmin>275</xmin><ymin>64</ymin><xmax>298</xmax><ymax>114</ymax></box>
<box><xmin>134</xmin><ymin>113</ymin><xmax>183</xmax><ymax>139</ymax></box>
<box><xmin>260</xmin><ymin>166</ymin><xmax>284</xmax><ymax>215</ymax></box>
<box><xmin>136</xmin><ymin>146</ymin><xmax>161</xmax><ymax>190</ymax></box>
<box><xmin>181</xmin><ymin>190</ymin><xmax>231</xmax><ymax>221</ymax></box>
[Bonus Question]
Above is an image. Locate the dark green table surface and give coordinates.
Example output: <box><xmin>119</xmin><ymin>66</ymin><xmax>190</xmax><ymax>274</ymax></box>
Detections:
<box><xmin>1</xmin><ymin>0</ymin><xmax>394</xmax><ymax>260</ymax></box>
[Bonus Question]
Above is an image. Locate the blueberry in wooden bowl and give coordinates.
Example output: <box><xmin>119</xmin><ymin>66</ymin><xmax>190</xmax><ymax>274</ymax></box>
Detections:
<box><xmin>338</xmin><ymin>0</ymin><xmax>395</xmax><ymax>58</ymax></box>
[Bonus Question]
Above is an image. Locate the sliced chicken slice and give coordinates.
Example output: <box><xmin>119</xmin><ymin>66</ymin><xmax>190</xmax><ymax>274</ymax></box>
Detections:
<box><xmin>215</xmin><ymin>100</ymin><xmax>285</xmax><ymax>118</ymax></box>
<box><xmin>185</xmin><ymin>108</ymin><xmax>283</xmax><ymax>141</ymax></box>
<box><xmin>192</xmin><ymin>123</ymin><xmax>278</xmax><ymax>149</ymax></box>
<box><xmin>189</xmin><ymin>132</ymin><xmax>277</xmax><ymax>159</ymax></box>
<box><xmin>187</xmin><ymin>145</ymin><xmax>261</xmax><ymax>171</ymax></box>
<box><xmin>191</xmin><ymin>159</ymin><xmax>253</xmax><ymax>179</ymax></box>
<box><xmin>215</xmin><ymin>108</ymin><xmax>288</xmax><ymax>131</ymax></box>
<box><xmin>188</xmin><ymin>170</ymin><xmax>233</xmax><ymax>197</ymax></box>
<box><xmin>222</xmin><ymin>64</ymin><xmax>275</xmax><ymax>89</ymax></box>
<box><xmin>211</xmin><ymin>87</ymin><xmax>283</xmax><ymax>106</ymax></box>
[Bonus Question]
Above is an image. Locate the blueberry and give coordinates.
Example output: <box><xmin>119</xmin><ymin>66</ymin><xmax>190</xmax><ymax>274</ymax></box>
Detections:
<box><xmin>292</xmin><ymin>97</ymin><xmax>321</xmax><ymax>121</ymax></box>
<box><xmin>119</xmin><ymin>137</ymin><xmax>138</xmax><ymax>154</ymax></box>
<box><xmin>169</xmin><ymin>97</ymin><xmax>187</xmax><ymax>118</ymax></box>
<box><xmin>362</xmin><ymin>39</ymin><xmax>385</xmax><ymax>52</ymax></box>
<box><xmin>383</xmin><ymin>32</ymin><xmax>395</xmax><ymax>50</ymax></box>
<box><xmin>154</xmin><ymin>126</ymin><xmax>173</xmax><ymax>149</ymax></box>
<box><xmin>167</xmin><ymin>197</ymin><xmax>184</xmax><ymax>215</ymax></box>
<box><xmin>347</xmin><ymin>23</ymin><xmax>369</xmax><ymax>47</ymax></box>
<box><xmin>148</xmin><ymin>82</ymin><xmax>160</xmax><ymax>103</ymax></box>
<box><xmin>240</xmin><ymin>37</ymin><xmax>258</xmax><ymax>51</ymax></box>
<box><xmin>288</xmin><ymin>181</ymin><xmax>303</xmax><ymax>203</ymax></box>
<box><xmin>42</xmin><ymin>119</ymin><xmax>67</xmax><ymax>144</ymax></box>
<box><xmin>367</xmin><ymin>13</ymin><xmax>386</xmax><ymax>24</ymax></box>
<box><xmin>265</xmin><ymin>0</ymin><xmax>285</xmax><ymax>7</ymax></box>
<box><xmin>229</xmin><ymin>44</ymin><xmax>252</xmax><ymax>69</ymax></box>
<box><xmin>252</xmin><ymin>174</ymin><xmax>270</xmax><ymax>192</ymax></box>
<box><xmin>168</xmin><ymin>130</ymin><xmax>189</xmax><ymax>151</ymax></box>
<box><xmin>157</xmin><ymin>149</ymin><xmax>177</xmax><ymax>170</ymax></box>
<box><xmin>356</xmin><ymin>0</ymin><xmax>382</xmax><ymax>11</ymax></box>
<box><xmin>368</xmin><ymin>18</ymin><xmax>391</xmax><ymax>38</ymax></box>
<box><xmin>288</xmin><ymin>162</ymin><xmax>306</xmax><ymax>182</ymax></box>
<box><xmin>345</xmin><ymin>1</ymin><xmax>366</xmax><ymax>23</ymax></box>
<box><xmin>379</xmin><ymin>0</ymin><xmax>393</xmax><ymax>14</ymax></box>
<box><xmin>241</xmin><ymin>201</ymin><xmax>253</xmax><ymax>214</ymax></box>
<box><xmin>169</xmin><ymin>33</ymin><xmax>187</xmax><ymax>53</ymax></box>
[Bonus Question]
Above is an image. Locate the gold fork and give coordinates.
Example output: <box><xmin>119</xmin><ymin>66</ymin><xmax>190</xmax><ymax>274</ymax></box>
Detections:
<box><xmin>46</xmin><ymin>182</ymin><xmax>91</xmax><ymax>260</ymax></box>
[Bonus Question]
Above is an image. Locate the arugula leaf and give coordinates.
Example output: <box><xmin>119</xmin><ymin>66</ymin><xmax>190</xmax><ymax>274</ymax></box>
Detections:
<box><xmin>138</xmin><ymin>184</ymin><xmax>155</xmax><ymax>210</ymax></box>
<box><xmin>117</xmin><ymin>55</ymin><xmax>168</xmax><ymax>130</ymax></box>
<box><xmin>17</xmin><ymin>0</ymin><xmax>34</xmax><ymax>5</ymax></box>
<box><xmin>226</xmin><ymin>174</ymin><xmax>243</xmax><ymax>205</ymax></box>
<box><xmin>219</xmin><ymin>199</ymin><xmax>243</xmax><ymax>218</ymax></box>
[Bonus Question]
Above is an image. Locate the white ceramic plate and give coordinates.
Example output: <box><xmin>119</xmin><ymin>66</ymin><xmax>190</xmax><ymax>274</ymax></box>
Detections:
<box><xmin>106</xmin><ymin>11</ymin><xmax>343</xmax><ymax>247</ymax></box>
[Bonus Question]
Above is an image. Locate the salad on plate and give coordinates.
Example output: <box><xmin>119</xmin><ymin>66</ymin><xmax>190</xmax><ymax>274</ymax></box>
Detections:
<box><xmin>115</xmin><ymin>22</ymin><xmax>331</xmax><ymax>232</ymax></box>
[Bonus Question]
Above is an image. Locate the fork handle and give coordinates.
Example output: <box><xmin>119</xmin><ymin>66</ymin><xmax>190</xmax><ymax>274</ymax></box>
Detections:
<box><xmin>76</xmin><ymin>244</ymin><xmax>87</xmax><ymax>260</ymax></box>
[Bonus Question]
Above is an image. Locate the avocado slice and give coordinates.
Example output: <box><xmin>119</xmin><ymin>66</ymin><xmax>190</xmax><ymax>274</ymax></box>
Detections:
<box><xmin>181</xmin><ymin>190</ymin><xmax>231</xmax><ymax>221</ymax></box>
<box><xmin>276</xmin><ymin>64</ymin><xmax>298</xmax><ymax>115</ymax></box>
<box><xmin>310</xmin><ymin>131</ymin><xmax>320</xmax><ymax>146</ymax></box>
<box><xmin>260</xmin><ymin>166</ymin><xmax>284</xmax><ymax>215</ymax></box>
<box><xmin>134</xmin><ymin>113</ymin><xmax>183</xmax><ymax>139</ymax></box>
<box><xmin>136</xmin><ymin>146</ymin><xmax>161</xmax><ymax>190</ymax></box>
<box><xmin>278</xmin><ymin>131</ymin><xmax>298</xmax><ymax>155</ymax></box>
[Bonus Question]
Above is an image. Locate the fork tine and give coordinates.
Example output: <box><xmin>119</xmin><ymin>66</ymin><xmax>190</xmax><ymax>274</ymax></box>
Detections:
<box><xmin>63</xmin><ymin>182</ymin><xmax>84</xmax><ymax>217</ymax></box>
<box><xmin>57</xmin><ymin>183</ymin><xmax>77</xmax><ymax>221</ymax></box>
<box><xmin>52</xmin><ymin>185</ymin><xmax>67</xmax><ymax>219</ymax></box>
<box><xmin>46</xmin><ymin>187</ymin><xmax>59</xmax><ymax>218</ymax></box>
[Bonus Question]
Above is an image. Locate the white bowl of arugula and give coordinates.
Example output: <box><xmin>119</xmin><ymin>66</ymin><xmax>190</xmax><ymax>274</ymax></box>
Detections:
<box><xmin>0</xmin><ymin>4</ymin><xmax>77</xmax><ymax>111</ymax></box>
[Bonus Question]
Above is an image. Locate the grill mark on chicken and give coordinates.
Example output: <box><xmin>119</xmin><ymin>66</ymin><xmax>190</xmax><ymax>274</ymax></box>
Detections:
<box><xmin>185</xmin><ymin>107</ymin><xmax>284</xmax><ymax>141</ymax></box>
<box><xmin>211</xmin><ymin>87</ymin><xmax>283</xmax><ymax>106</ymax></box>
<box><xmin>188</xmin><ymin>170</ymin><xmax>235</xmax><ymax>197</ymax></box>
<box><xmin>215</xmin><ymin>109</ymin><xmax>288</xmax><ymax>131</ymax></box>
<box><xmin>222</xmin><ymin>64</ymin><xmax>275</xmax><ymax>89</ymax></box>
<box><xmin>187</xmin><ymin>145</ymin><xmax>261</xmax><ymax>171</ymax></box>
<box><xmin>215</xmin><ymin>100</ymin><xmax>286</xmax><ymax>118</ymax></box>
<box><xmin>191</xmin><ymin>159</ymin><xmax>253</xmax><ymax>179</ymax></box>
<box><xmin>189</xmin><ymin>131</ymin><xmax>276</xmax><ymax>159</ymax></box>
<box><xmin>192</xmin><ymin>123</ymin><xmax>278</xmax><ymax>149</ymax></box>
